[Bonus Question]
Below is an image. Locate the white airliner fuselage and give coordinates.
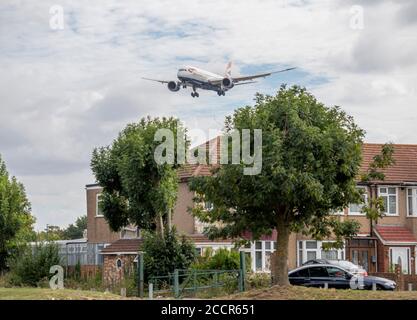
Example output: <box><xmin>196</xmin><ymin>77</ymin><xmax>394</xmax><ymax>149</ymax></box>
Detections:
<box><xmin>143</xmin><ymin>62</ymin><xmax>296</xmax><ymax>98</ymax></box>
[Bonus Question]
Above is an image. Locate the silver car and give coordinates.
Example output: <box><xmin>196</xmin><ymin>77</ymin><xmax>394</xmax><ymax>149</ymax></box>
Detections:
<box><xmin>327</xmin><ymin>260</ymin><xmax>368</xmax><ymax>276</ymax></box>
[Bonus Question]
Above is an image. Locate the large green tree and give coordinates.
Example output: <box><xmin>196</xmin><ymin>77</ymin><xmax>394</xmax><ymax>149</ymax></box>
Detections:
<box><xmin>37</xmin><ymin>216</ymin><xmax>87</xmax><ymax>241</ymax></box>
<box><xmin>90</xmin><ymin>117</ymin><xmax>187</xmax><ymax>234</ymax></box>
<box><xmin>0</xmin><ymin>155</ymin><xmax>35</xmax><ymax>270</ymax></box>
<box><xmin>189</xmin><ymin>86</ymin><xmax>366</xmax><ymax>285</ymax></box>
<box><xmin>62</xmin><ymin>215</ymin><xmax>87</xmax><ymax>239</ymax></box>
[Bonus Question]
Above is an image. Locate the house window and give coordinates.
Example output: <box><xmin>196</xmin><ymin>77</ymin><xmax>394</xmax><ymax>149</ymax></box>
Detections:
<box><xmin>330</xmin><ymin>209</ymin><xmax>345</xmax><ymax>215</ymax></box>
<box><xmin>348</xmin><ymin>186</ymin><xmax>367</xmax><ymax>215</ymax></box>
<box><xmin>379</xmin><ymin>187</ymin><xmax>398</xmax><ymax>215</ymax></box>
<box><xmin>321</xmin><ymin>249</ymin><xmax>338</xmax><ymax>260</ymax></box>
<box><xmin>306</xmin><ymin>241</ymin><xmax>318</xmax><ymax>261</ymax></box>
<box><xmin>116</xmin><ymin>258</ymin><xmax>122</xmax><ymax>269</ymax></box>
<box><xmin>297</xmin><ymin>240</ymin><xmax>345</xmax><ymax>267</ymax></box>
<box><xmin>195</xmin><ymin>248</ymin><xmax>202</xmax><ymax>256</ymax></box>
<box><xmin>241</xmin><ymin>240</ymin><xmax>277</xmax><ymax>272</ymax></box>
<box><xmin>96</xmin><ymin>193</ymin><xmax>104</xmax><ymax>217</ymax></box>
<box><xmin>407</xmin><ymin>188</ymin><xmax>417</xmax><ymax>217</ymax></box>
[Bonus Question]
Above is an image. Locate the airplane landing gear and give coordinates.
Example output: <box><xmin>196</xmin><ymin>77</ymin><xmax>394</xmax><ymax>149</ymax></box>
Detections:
<box><xmin>217</xmin><ymin>90</ymin><xmax>225</xmax><ymax>96</ymax></box>
<box><xmin>191</xmin><ymin>86</ymin><xmax>199</xmax><ymax>98</ymax></box>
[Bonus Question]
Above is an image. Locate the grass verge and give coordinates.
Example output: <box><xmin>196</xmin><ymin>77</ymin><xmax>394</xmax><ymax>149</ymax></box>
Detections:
<box><xmin>223</xmin><ymin>285</ymin><xmax>417</xmax><ymax>300</ymax></box>
<box><xmin>0</xmin><ymin>287</ymin><xmax>132</xmax><ymax>300</ymax></box>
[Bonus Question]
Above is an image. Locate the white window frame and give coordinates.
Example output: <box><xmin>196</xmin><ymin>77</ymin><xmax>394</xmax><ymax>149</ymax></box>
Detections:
<box><xmin>389</xmin><ymin>247</ymin><xmax>411</xmax><ymax>275</ymax></box>
<box><xmin>348</xmin><ymin>186</ymin><xmax>367</xmax><ymax>216</ymax></box>
<box><xmin>241</xmin><ymin>241</ymin><xmax>276</xmax><ymax>272</ymax></box>
<box><xmin>296</xmin><ymin>240</ymin><xmax>345</xmax><ymax>267</ymax></box>
<box><xmin>96</xmin><ymin>193</ymin><xmax>104</xmax><ymax>217</ymax></box>
<box><xmin>378</xmin><ymin>186</ymin><xmax>399</xmax><ymax>216</ymax></box>
<box><xmin>406</xmin><ymin>188</ymin><xmax>417</xmax><ymax>217</ymax></box>
<box><xmin>330</xmin><ymin>209</ymin><xmax>345</xmax><ymax>216</ymax></box>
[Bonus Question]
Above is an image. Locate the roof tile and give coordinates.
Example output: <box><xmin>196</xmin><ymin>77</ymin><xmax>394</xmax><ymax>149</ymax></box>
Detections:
<box><xmin>374</xmin><ymin>225</ymin><xmax>417</xmax><ymax>243</ymax></box>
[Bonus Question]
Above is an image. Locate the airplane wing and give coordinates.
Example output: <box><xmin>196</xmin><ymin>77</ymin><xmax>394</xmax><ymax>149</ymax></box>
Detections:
<box><xmin>142</xmin><ymin>77</ymin><xmax>170</xmax><ymax>84</ymax></box>
<box><xmin>232</xmin><ymin>67</ymin><xmax>296</xmax><ymax>83</ymax></box>
<box><xmin>233</xmin><ymin>81</ymin><xmax>258</xmax><ymax>86</ymax></box>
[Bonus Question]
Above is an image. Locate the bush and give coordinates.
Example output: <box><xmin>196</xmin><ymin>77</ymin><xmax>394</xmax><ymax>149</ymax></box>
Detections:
<box><xmin>7</xmin><ymin>242</ymin><xmax>61</xmax><ymax>286</ymax></box>
<box><xmin>247</xmin><ymin>272</ymin><xmax>271</xmax><ymax>289</ymax></box>
<box><xmin>143</xmin><ymin>228</ymin><xmax>196</xmax><ymax>280</ymax></box>
<box><xmin>64</xmin><ymin>267</ymin><xmax>104</xmax><ymax>290</ymax></box>
<box><xmin>192</xmin><ymin>248</ymin><xmax>250</xmax><ymax>271</ymax></box>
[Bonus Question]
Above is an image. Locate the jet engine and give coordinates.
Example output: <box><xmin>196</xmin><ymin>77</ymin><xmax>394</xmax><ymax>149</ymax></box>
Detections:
<box><xmin>167</xmin><ymin>81</ymin><xmax>181</xmax><ymax>92</ymax></box>
<box><xmin>221</xmin><ymin>77</ymin><xmax>234</xmax><ymax>89</ymax></box>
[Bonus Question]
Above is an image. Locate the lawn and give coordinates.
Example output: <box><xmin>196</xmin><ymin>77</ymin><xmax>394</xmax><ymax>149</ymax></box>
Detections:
<box><xmin>224</xmin><ymin>285</ymin><xmax>417</xmax><ymax>300</ymax></box>
<box><xmin>0</xmin><ymin>287</ymin><xmax>131</xmax><ymax>300</ymax></box>
<box><xmin>4</xmin><ymin>285</ymin><xmax>417</xmax><ymax>300</ymax></box>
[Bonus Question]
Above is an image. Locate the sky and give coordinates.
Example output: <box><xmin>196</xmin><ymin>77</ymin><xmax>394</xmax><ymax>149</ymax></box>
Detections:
<box><xmin>0</xmin><ymin>0</ymin><xmax>416</xmax><ymax>230</ymax></box>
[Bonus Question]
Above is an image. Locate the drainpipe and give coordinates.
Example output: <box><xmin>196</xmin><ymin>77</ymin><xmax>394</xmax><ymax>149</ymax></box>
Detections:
<box><xmin>369</xmin><ymin>184</ymin><xmax>376</xmax><ymax>236</ymax></box>
<box><xmin>375</xmin><ymin>237</ymin><xmax>378</xmax><ymax>273</ymax></box>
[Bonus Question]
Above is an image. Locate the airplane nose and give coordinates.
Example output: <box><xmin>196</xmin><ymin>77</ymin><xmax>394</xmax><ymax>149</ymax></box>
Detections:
<box><xmin>177</xmin><ymin>70</ymin><xmax>185</xmax><ymax>78</ymax></box>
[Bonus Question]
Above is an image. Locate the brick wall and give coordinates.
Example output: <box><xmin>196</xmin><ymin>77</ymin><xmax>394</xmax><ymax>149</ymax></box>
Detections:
<box><xmin>86</xmin><ymin>187</ymin><xmax>120</xmax><ymax>243</ymax></box>
<box><xmin>103</xmin><ymin>254</ymin><xmax>136</xmax><ymax>286</ymax></box>
<box><xmin>370</xmin><ymin>265</ymin><xmax>417</xmax><ymax>291</ymax></box>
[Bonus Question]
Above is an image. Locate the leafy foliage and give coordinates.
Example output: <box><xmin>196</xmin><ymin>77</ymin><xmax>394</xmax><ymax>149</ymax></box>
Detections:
<box><xmin>192</xmin><ymin>248</ymin><xmax>247</xmax><ymax>271</ymax></box>
<box><xmin>8</xmin><ymin>242</ymin><xmax>61</xmax><ymax>287</ymax></box>
<box><xmin>361</xmin><ymin>143</ymin><xmax>395</xmax><ymax>182</ymax></box>
<box><xmin>142</xmin><ymin>229</ymin><xmax>196</xmax><ymax>279</ymax></box>
<box><xmin>36</xmin><ymin>216</ymin><xmax>87</xmax><ymax>241</ymax></box>
<box><xmin>90</xmin><ymin>116</ymin><xmax>188</xmax><ymax>232</ymax></box>
<box><xmin>36</xmin><ymin>225</ymin><xmax>64</xmax><ymax>241</ymax></box>
<box><xmin>189</xmin><ymin>86</ymin><xmax>366</xmax><ymax>284</ymax></box>
<box><xmin>0</xmin><ymin>155</ymin><xmax>35</xmax><ymax>270</ymax></box>
<box><xmin>62</xmin><ymin>215</ymin><xmax>87</xmax><ymax>240</ymax></box>
<box><xmin>360</xmin><ymin>143</ymin><xmax>395</xmax><ymax>222</ymax></box>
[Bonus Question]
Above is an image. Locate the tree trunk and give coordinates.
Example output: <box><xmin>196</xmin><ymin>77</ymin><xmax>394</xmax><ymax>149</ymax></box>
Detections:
<box><xmin>272</xmin><ymin>216</ymin><xmax>290</xmax><ymax>286</ymax></box>
<box><xmin>167</xmin><ymin>208</ymin><xmax>172</xmax><ymax>232</ymax></box>
<box><xmin>155</xmin><ymin>214</ymin><xmax>165</xmax><ymax>238</ymax></box>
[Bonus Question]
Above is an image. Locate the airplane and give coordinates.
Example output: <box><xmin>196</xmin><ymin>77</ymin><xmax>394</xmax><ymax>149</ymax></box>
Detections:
<box><xmin>142</xmin><ymin>62</ymin><xmax>296</xmax><ymax>98</ymax></box>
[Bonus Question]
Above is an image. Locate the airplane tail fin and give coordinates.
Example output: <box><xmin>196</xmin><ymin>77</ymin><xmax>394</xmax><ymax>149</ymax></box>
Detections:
<box><xmin>224</xmin><ymin>61</ymin><xmax>232</xmax><ymax>77</ymax></box>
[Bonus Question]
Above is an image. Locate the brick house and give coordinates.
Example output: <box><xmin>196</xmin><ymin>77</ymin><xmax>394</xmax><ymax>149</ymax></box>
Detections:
<box><xmin>85</xmin><ymin>140</ymin><xmax>417</xmax><ymax>284</ymax></box>
<box><xmin>294</xmin><ymin>144</ymin><xmax>417</xmax><ymax>274</ymax></box>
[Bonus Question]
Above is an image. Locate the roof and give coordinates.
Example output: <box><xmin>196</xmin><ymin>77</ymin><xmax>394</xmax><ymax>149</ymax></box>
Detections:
<box><xmin>374</xmin><ymin>225</ymin><xmax>417</xmax><ymax>245</ymax></box>
<box><xmin>177</xmin><ymin>136</ymin><xmax>220</xmax><ymax>181</ymax></box>
<box><xmin>241</xmin><ymin>230</ymin><xmax>278</xmax><ymax>241</ymax></box>
<box><xmin>186</xmin><ymin>233</ymin><xmax>234</xmax><ymax>244</ymax></box>
<box><xmin>179</xmin><ymin>141</ymin><xmax>417</xmax><ymax>183</ymax></box>
<box><xmin>100</xmin><ymin>234</ymin><xmax>234</xmax><ymax>255</ymax></box>
<box><xmin>88</xmin><ymin>142</ymin><xmax>417</xmax><ymax>184</ymax></box>
<box><xmin>361</xmin><ymin>144</ymin><xmax>417</xmax><ymax>184</ymax></box>
<box><xmin>100</xmin><ymin>238</ymin><xmax>143</xmax><ymax>254</ymax></box>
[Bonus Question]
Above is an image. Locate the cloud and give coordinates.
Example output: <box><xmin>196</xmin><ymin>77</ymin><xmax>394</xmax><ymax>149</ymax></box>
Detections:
<box><xmin>0</xmin><ymin>0</ymin><xmax>416</xmax><ymax>229</ymax></box>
